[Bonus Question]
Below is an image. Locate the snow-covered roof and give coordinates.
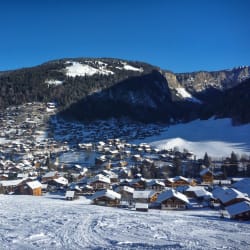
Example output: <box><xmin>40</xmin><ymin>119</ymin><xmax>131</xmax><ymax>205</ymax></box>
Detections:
<box><xmin>226</xmin><ymin>201</ymin><xmax>250</xmax><ymax>217</ymax></box>
<box><xmin>26</xmin><ymin>180</ymin><xmax>42</xmax><ymax>189</ymax></box>
<box><xmin>133</xmin><ymin>190</ymin><xmax>156</xmax><ymax>199</ymax></box>
<box><xmin>232</xmin><ymin>178</ymin><xmax>250</xmax><ymax>196</ymax></box>
<box><xmin>168</xmin><ymin>176</ymin><xmax>191</xmax><ymax>183</ymax></box>
<box><xmin>0</xmin><ymin>179</ymin><xmax>24</xmax><ymax>187</ymax></box>
<box><xmin>147</xmin><ymin>179</ymin><xmax>165</xmax><ymax>187</ymax></box>
<box><xmin>200</xmin><ymin>168</ymin><xmax>212</xmax><ymax>176</ymax></box>
<box><xmin>212</xmin><ymin>187</ymin><xmax>250</xmax><ymax>204</ymax></box>
<box><xmin>185</xmin><ymin>186</ymin><xmax>212</xmax><ymax>197</ymax></box>
<box><xmin>43</xmin><ymin>171</ymin><xmax>57</xmax><ymax>178</ymax></box>
<box><xmin>157</xmin><ymin>189</ymin><xmax>189</xmax><ymax>204</ymax></box>
<box><xmin>53</xmin><ymin>177</ymin><xmax>68</xmax><ymax>186</ymax></box>
<box><xmin>116</xmin><ymin>185</ymin><xmax>134</xmax><ymax>194</ymax></box>
<box><xmin>88</xmin><ymin>174</ymin><xmax>111</xmax><ymax>184</ymax></box>
<box><xmin>91</xmin><ymin>189</ymin><xmax>121</xmax><ymax>200</ymax></box>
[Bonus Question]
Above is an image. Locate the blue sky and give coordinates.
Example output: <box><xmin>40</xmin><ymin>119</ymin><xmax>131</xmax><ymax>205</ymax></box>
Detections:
<box><xmin>0</xmin><ymin>0</ymin><xmax>249</xmax><ymax>72</ymax></box>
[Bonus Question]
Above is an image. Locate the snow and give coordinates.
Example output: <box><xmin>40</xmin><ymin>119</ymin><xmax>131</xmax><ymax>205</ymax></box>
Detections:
<box><xmin>176</xmin><ymin>87</ymin><xmax>202</xmax><ymax>103</ymax></box>
<box><xmin>120</xmin><ymin>62</ymin><xmax>144</xmax><ymax>72</ymax></box>
<box><xmin>26</xmin><ymin>181</ymin><xmax>42</xmax><ymax>190</ymax></box>
<box><xmin>1</xmin><ymin>194</ymin><xmax>250</xmax><ymax>249</ymax></box>
<box><xmin>134</xmin><ymin>118</ymin><xmax>250</xmax><ymax>158</ymax></box>
<box><xmin>65</xmin><ymin>61</ymin><xmax>114</xmax><ymax>77</ymax></box>
<box><xmin>45</xmin><ymin>79</ymin><xmax>63</xmax><ymax>86</ymax></box>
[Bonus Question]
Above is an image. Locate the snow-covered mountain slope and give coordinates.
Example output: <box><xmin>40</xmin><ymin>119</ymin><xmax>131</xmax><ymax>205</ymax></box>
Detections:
<box><xmin>65</xmin><ymin>61</ymin><xmax>114</xmax><ymax>77</ymax></box>
<box><xmin>175</xmin><ymin>87</ymin><xmax>202</xmax><ymax>103</ymax></box>
<box><xmin>1</xmin><ymin>194</ymin><xmax>250</xmax><ymax>250</ymax></box>
<box><xmin>134</xmin><ymin>118</ymin><xmax>250</xmax><ymax>158</ymax></box>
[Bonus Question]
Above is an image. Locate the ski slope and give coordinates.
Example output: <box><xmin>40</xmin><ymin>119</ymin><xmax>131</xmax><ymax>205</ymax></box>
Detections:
<box><xmin>135</xmin><ymin>118</ymin><xmax>250</xmax><ymax>158</ymax></box>
<box><xmin>0</xmin><ymin>194</ymin><xmax>250</xmax><ymax>249</ymax></box>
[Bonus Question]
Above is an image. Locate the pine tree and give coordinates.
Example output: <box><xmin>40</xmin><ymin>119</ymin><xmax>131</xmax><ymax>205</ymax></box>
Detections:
<box><xmin>203</xmin><ymin>152</ymin><xmax>211</xmax><ymax>167</ymax></box>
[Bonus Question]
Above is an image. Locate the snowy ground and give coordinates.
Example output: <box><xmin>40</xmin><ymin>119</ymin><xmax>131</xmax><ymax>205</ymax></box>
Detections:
<box><xmin>0</xmin><ymin>194</ymin><xmax>250</xmax><ymax>250</ymax></box>
<box><xmin>134</xmin><ymin>118</ymin><xmax>250</xmax><ymax>158</ymax></box>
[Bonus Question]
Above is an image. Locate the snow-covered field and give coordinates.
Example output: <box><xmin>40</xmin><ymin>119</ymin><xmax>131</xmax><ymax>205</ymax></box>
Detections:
<box><xmin>1</xmin><ymin>194</ymin><xmax>250</xmax><ymax>250</ymax></box>
<box><xmin>135</xmin><ymin>118</ymin><xmax>250</xmax><ymax>158</ymax></box>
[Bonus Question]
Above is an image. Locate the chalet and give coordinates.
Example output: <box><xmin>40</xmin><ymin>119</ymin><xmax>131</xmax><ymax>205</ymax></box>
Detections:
<box><xmin>212</xmin><ymin>187</ymin><xmax>250</xmax><ymax>207</ymax></box>
<box><xmin>42</xmin><ymin>171</ymin><xmax>59</xmax><ymax>183</ymax></box>
<box><xmin>156</xmin><ymin>189</ymin><xmax>190</xmax><ymax>210</ymax></box>
<box><xmin>232</xmin><ymin>178</ymin><xmax>250</xmax><ymax>196</ymax></box>
<box><xmin>102</xmin><ymin>170</ymin><xmax>119</xmax><ymax>183</ymax></box>
<box><xmin>91</xmin><ymin>189</ymin><xmax>121</xmax><ymax>206</ymax></box>
<box><xmin>226</xmin><ymin>201</ymin><xmax>250</xmax><ymax>220</ymax></box>
<box><xmin>133</xmin><ymin>190</ymin><xmax>158</xmax><ymax>211</ymax></box>
<box><xmin>146</xmin><ymin>180</ymin><xmax>165</xmax><ymax>192</ymax></box>
<box><xmin>24</xmin><ymin>180</ymin><xmax>42</xmax><ymax>196</ymax></box>
<box><xmin>115</xmin><ymin>185</ymin><xmax>134</xmax><ymax>206</ymax></box>
<box><xmin>65</xmin><ymin>190</ymin><xmax>78</xmax><ymax>200</ymax></box>
<box><xmin>88</xmin><ymin>174</ymin><xmax>111</xmax><ymax>191</ymax></box>
<box><xmin>0</xmin><ymin>179</ymin><xmax>24</xmax><ymax>194</ymax></box>
<box><xmin>183</xmin><ymin>186</ymin><xmax>213</xmax><ymax>201</ymax></box>
<box><xmin>200</xmin><ymin>168</ymin><xmax>213</xmax><ymax>183</ymax></box>
<box><xmin>165</xmin><ymin>176</ymin><xmax>196</xmax><ymax>188</ymax></box>
<box><xmin>131</xmin><ymin>177</ymin><xmax>147</xmax><ymax>190</ymax></box>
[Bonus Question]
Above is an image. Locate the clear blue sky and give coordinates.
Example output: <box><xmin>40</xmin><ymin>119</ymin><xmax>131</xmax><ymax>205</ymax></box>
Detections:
<box><xmin>0</xmin><ymin>0</ymin><xmax>249</xmax><ymax>72</ymax></box>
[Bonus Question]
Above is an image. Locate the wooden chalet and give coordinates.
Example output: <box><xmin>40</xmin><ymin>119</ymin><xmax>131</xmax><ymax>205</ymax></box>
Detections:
<box><xmin>0</xmin><ymin>179</ymin><xmax>25</xmax><ymax>194</ymax></box>
<box><xmin>133</xmin><ymin>190</ymin><xmax>158</xmax><ymax>211</ymax></box>
<box><xmin>157</xmin><ymin>189</ymin><xmax>190</xmax><ymax>210</ymax></box>
<box><xmin>115</xmin><ymin>185</ymin><xmax>134</xmax><ymax>206</ymax></box>
<box><xmin>147</xmin><ymin>180</ymin><xmax>165</xmax><ymax>192</ymax></box>
<box><xmin>165</xmin><ymin>176</ymin><xmax>196</xmax><ymax>188</ymax></box>
<box><xmin>131</xmin><ymin>177</ymin><xmax>147</xmax><ymax>190</ymax></box>
<box><xmin>25</xmin><ymin>181</ymin><xmax>42</xmax><ymax>196</ymax></box>
<box><xmin>88</xmin><ymin>174</ymin><xmax>111</xmax><ymax>191</ymax></box>
<box><xmin>200</xmin><ymin>168</ymin><xmax>213</xmax><ymax>184</ymax></box>
<box><xmin>212</xmin><ymin>187</ymin><xmax>250</xmax><ymax>207</ymax></box>
<box><xmin>226</xmin><ymin>201</ymin><xmax>250</xmax><ymax>220</ymax></box>
<box><xmin>42</xmin><ymin>171</ymin><xmax>59</xmax><ymax>183</ymax></box>
<box><xmin>91</xmin><ymin>189</ymin><xmax>121</xmax><ymax>207</ymax></box>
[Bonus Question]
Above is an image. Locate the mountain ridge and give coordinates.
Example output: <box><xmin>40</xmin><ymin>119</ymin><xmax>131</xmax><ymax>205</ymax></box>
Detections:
<box><xmin>0</xmin><ymin>57</ymin><xmax>249</xmax><ymax>124</ymax></box>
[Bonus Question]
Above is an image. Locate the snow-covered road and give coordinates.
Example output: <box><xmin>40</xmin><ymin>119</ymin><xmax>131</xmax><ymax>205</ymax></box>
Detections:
<box><xmin>0</xmin><ymin>194</ymin><xmax>249</xmax><ymax>249</ymax></box>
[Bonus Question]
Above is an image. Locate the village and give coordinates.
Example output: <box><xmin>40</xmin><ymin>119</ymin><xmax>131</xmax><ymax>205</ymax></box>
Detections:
<box><xmin>0</xmin><ymin>102</ymin><xmax>250</xmax><ymax>221</ymax></box>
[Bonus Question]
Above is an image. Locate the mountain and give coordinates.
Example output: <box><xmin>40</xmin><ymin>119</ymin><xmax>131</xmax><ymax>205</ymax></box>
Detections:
<box><xmin>0</xmin><ymin>58</ymin><xmax>249</xmax><ymax>123</ymax></box>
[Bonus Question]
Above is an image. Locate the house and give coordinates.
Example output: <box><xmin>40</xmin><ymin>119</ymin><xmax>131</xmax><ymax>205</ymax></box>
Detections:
<box><xmin>212</xmin><ymin>187</ymin><xmax>250</xmax><ymax>207</ymax></box>
<box><xmin>131</xmin><ymin>177</ymin><xmax>147</xmax><ymax>190</ymax></box>
<box><xmin>133</xmin><ymin>190</ymin><xmax>158</xmax><ymax>211</ymax></box>
<box><xmin>65</xmin><ymin>190</ymin><xmax>78</xmax><ymax>200</ymax></box>
<box><xmin>232</xmin><ymin>178</ymin><xmax>250</xmax><ymax>196</ymax></box>
<box><xmin>146</xmin><ymin>180</ymin><xmax>165</xmax><ymax>191</ymax></box>
<box><xmin>226</xmin><ymin>201</ymin><xmax>250</xmax><ymax>220</ymax></box>
<box><xmin>165</xmin><ymin>176</ymin><xmax>196</xmax><ymax>188</ymax></box>
<box><xmin>91</xmin><ymin>189</ymin><xmax>121</xmax><ymax>206</ymax></box>
<box><xmin>156</xmin><ymin>189</ymin><xmax>190</xmax><ymax>210</ymax></box>
<box><xmin>200</xmin><ymin>168</ymin><xmax>213</xmax><ymax>183</ymax></box>
<box><xmin>88</xmin><ymin>174</ymin><xmax>111</xmax><ymax>191</ymax></box>
<box><xmin>183</xmin><ymin>186</ymin><xmax>213</xmax><ymax>201</ymax></box>
<box><xmin>42</xmin><ymin>171</ymin><xmax>59</xmax><ymax>183</ymax></box>
<box><xmin>102</xmin><ymin>170</ymin><xmax>119</xmax><ymax>183</ymax></box>
<box><xmin>0</xmin><ymin>179</ymin><xmax>25</xmax><ymax>194</ymax></box>
<box><xmin>115</xmin><ymin>185</ymin><xmax>134</xmax><ymax>206</ymax></box>
<box><xmin>25</xmin><ymin>180</ymin><xmax>42</xmax><ymax>196</ymax></box>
